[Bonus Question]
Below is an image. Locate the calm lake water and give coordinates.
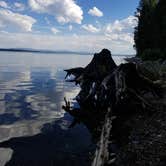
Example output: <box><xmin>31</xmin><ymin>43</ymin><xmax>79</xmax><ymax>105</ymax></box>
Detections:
<box><xmin>0</xmin><ymin>51</ymin><xmax>126</xmax><ymax>166</ymax></box>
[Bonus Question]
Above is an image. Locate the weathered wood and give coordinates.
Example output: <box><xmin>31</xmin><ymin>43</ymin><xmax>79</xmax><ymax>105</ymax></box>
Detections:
<box><xmin>92</xmin><ymin>108</ymin><xmax>114</xmax><ymax>166</ymax></box>
<box><xmin>62</xmin><ymin>49</ymin><xmax>163</xmax><ymax>166</ymax></box>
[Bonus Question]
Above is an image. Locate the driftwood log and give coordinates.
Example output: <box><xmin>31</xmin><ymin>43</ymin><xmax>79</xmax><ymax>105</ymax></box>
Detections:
<box><xmin>62</xmin><ymin>49</ymin><xmax>162</xmax><ymax>166</ymax></box>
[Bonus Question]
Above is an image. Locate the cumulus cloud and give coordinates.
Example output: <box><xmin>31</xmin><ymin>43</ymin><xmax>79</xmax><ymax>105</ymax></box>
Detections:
<box><xmin>29</xmin><ymin>0</ymin><xmax>83</xmax><ymax>24</ymax></box>
<box><xmin>51</xmin><ymin>27</ymin><xmax>60</xmax><ymax>34</ymax></box>
<box><xmin>82</xmin><ymin>24</ymin><xmax>100</xmax><ymax>33</ymax></box>
<box><xmin>105</xmin><ymin>15</ymin><xmax>137</xmax><ymax>44</ymax></box>
<box><xmin>88</xmin><ymin>7</ymin><xmax>103</xmax><ymax>17</ymax></box>
<box><xmin>0</xmin><ymin>13</ymin><xmax>137</xmax><ymax>54</ymax></box>
<box><xmin>105</xmin><ymin>33</ymin><xmax>134</xmax><ymax>44</ymax></box>
<box><xmin>0</xmin><ymin>9</ymin><xmax>36</xmax><ymax>32</ymax></box>
<box><xmin>106</xmin><ymin>16</ymin><xmax>137</xmax><ymax>33</ymax></box>
<box><xmin>0</xmin><ymin>1</ymin><xmax>9</xmax><ymax>8</ymax></box>
<box><xmin>69</xmin><ymin>25</ymin><xmax>73</xmax><ymax>31</ymax></box>
<box><xmin>14</xmin><ymin>2</ymin><xmax>25</xmax><ymax>11</ymax></box>
<box><xmin>0</xmin><ymin>32</ymin><xmax>135</xmax><ymax>54</ymax></box>
<box><xmin>44</xmin><ymin>17</ymin><xmax>51</xmax><ymax>25</ymax></box>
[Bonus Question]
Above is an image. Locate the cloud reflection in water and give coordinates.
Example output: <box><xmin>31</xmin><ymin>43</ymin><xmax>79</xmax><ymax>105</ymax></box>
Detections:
<box><xmin>0</xmin><ymin>52</ymin><xmax>125</xmax><ymax>165</ymax></box>
<box><xmin>0</xmin><ymin>69</ymin><xmax>79</xmax><ymax>142</ymax></box>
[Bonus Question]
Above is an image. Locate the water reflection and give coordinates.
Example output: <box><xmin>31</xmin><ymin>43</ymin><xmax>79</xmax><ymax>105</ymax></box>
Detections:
<box><xmin>0</xmin><ymin>69</ymin><xmax>79</xmax><ymax>142</ymax></box>
<box><xmin>0</xmin><ymin>116</ymin><xmax>94</xmax><ymax>166</ymax></box>
<box><xmin>0</xmin><ymin>52</ymin><xmax>125</xmax><ymax>166</ymax></box>
<box><xmin>0</xmin><ymin>52</ymin><xmax>94</xmax><ymax>166</ymax></box>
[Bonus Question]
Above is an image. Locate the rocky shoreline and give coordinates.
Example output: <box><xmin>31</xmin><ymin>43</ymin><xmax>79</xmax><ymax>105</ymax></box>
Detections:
<box><xmin>63</xmin><ymin>49</ymin><xmax>166</xmax><ymax>166</ymax></box>
<box><xmin>117</xmin><ymin>57</ymin><xmax>166</xmax><ymax>166</ymax></box>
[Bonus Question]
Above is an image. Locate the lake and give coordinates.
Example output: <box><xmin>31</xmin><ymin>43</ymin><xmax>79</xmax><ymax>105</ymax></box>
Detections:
<box><xmin>0</xmin><ymin>51</ymin><xmax>126</xmax><ymax>166</ymax></box>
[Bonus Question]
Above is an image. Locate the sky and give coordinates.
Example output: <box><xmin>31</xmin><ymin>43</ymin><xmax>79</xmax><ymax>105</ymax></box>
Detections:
<box><xmin>0</xmin><ymin>0</ymin><xmax>139</xmax><ymax>54</ymax></box>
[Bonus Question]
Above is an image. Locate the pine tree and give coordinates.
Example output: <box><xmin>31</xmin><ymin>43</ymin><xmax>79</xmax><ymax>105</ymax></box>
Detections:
<box><xmin>156</xmin><ymin>0</ymin><xmax>166</xmax><ymax>52</ymax></box>
<box><xmin>134</xmin><ymin>0</ymin><xmax>159</xmax><ymax>58</ymax></box>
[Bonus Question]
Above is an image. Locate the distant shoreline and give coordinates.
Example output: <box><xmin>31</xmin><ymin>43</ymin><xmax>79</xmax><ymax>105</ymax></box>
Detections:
<box><xmin>0</xmin><ymin>48</ymin><xmax>135</xmax><ymax>57</ymax></box>
<box><xmin>0</xmin><ymin>48</ymin><xmax>91</xmax><ymax>55</ymax></box>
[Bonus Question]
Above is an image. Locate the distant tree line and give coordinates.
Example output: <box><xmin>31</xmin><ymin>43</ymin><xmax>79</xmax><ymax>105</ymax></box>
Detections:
<box><xmin>134</xmin><ymin>0</ymin><xmax>166</xmax><ymax>60</ymax></box>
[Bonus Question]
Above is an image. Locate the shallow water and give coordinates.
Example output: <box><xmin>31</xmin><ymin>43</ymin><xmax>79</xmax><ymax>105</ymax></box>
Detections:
<box><xmin>0</xmin><ymin>51</ymin><xmax>126</xmax><ymax>166</ymax></box>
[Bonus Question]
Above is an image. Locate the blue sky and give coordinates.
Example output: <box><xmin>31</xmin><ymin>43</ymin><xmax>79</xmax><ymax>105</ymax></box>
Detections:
<box><xmin>0</xmin><ymin>0</ymin><xmax>139</xmax><ymax>54</ymax></box>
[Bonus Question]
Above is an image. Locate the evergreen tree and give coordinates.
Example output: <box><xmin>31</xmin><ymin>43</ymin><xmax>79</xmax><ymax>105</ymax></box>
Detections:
<box><xmin>156</xmin><ymin>0</ymin><xmax>166</xmax><ymax>52</ymax></box>
<box><xmin>133</xmin><ymin>0</ymin><xmax>166</xmax><ymax>60</ymax></box>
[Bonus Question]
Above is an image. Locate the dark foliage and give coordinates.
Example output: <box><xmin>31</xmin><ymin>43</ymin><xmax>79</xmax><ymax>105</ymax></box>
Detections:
<box><xmin>134</xmin><ymin>0</ymin><xmax>166</xmax><ymax>60</ymax></box>
<box><xmin>156</xmin><ymin>0</ymin><xmax>166</xmax><ymax>51</ymax></box>
<box><xmin>63</xmin><ymin>49</ymin><xmax>163</xmax><ymax>165</ymax></box>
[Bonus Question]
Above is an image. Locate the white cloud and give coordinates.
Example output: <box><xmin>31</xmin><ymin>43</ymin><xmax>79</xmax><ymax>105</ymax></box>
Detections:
<box><xmin>45</xmin><ymin>17</ymin><xmax>51</xmax><ymax>25</ymax></box>
<box><xmin>51</xmin><ymin>27</ymin><xmax>60</xmax><ymax>34</ymax></box>
<box><xmin>88</xmin><ymin>7</ymin><xmax>103</xmax><ymax>17</ymax></box>
<box><xmin>14</xmin><ymin>2</ymin><xmax>25</xmax><ymax>11</ymax></box>
<box><xmin>105</xmin><ymin>15</ymin><xmax>137</xmax><ymax>44</ymax></box>
<box><xmin>0</xmin><ymin>14</ymin><xmax>137</xmax><ymax>54</ymax></box>
<box><xmin>0</xmin><ymin>9</ymin><xmax>36</xmax><ymax>32</ymax></box>
<box><xmin>0</xmin><ymin>31</ymin><xmax>136</xmax><ymax>54</ymax></box>
<box><xmin>29</xmin><ymin>0</ymin><xmax>83</xmax><ymax>24</ymax></box>
<box><xmin>73</xmin><ymin>33</ymin><xmax>78</xmax><ymax>38</ymax></box>
<box><xmin>69</xmin><ymin>25</ymin><xmax>73</xmax><ymax>31</ymax></box>
<box><xmin>105</xmin><ymin>33</ymin><xmax>134</xmax><ymax>44</ymax></box>
<box><xmin>0</xmin><ymin>1</ymin><xmax>9</xmax><ymax>8</ymax></box>
<box><xmin>82</xmin><ymin>24</ymin><xmax>100</xmax><ymax>33</ymax></box>
<box><xmin>106</xmin><ymin>16</ymin><xmax>137</xmax><ymax>33</ymax></box>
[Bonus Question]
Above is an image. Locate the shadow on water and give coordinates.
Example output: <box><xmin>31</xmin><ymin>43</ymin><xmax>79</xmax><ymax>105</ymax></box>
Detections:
<box><xmin>0</xmin><ymin>113</ymin><xmax>95</xmax><ymax>166</ymax></box>
<box><xmin>0</xmin><ymin>52</ymin><xmax>129</xmax><ymax>166</ymax></box>
<box><xmin>0</xmin><ymin>68</ymin><xmax>96</xmax><ymax>166</ymax></box>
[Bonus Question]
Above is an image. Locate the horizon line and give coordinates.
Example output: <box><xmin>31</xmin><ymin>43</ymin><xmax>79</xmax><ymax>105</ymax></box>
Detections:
<box><xmin>0</xmin><ymin>48</ymin><xmax>135</xmax><ymax>56</ymax></box>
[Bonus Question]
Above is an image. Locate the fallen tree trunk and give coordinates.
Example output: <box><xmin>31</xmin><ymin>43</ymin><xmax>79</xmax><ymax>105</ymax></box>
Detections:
<box><xmin>92</xmin><ymin>108</ymin><xmax>117</xmax><ymax>166</ymax></box>
<box><xmin>62</xmin><ymin>49</ymin><xmax>162</xmax><ymax>166</ymax></box>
